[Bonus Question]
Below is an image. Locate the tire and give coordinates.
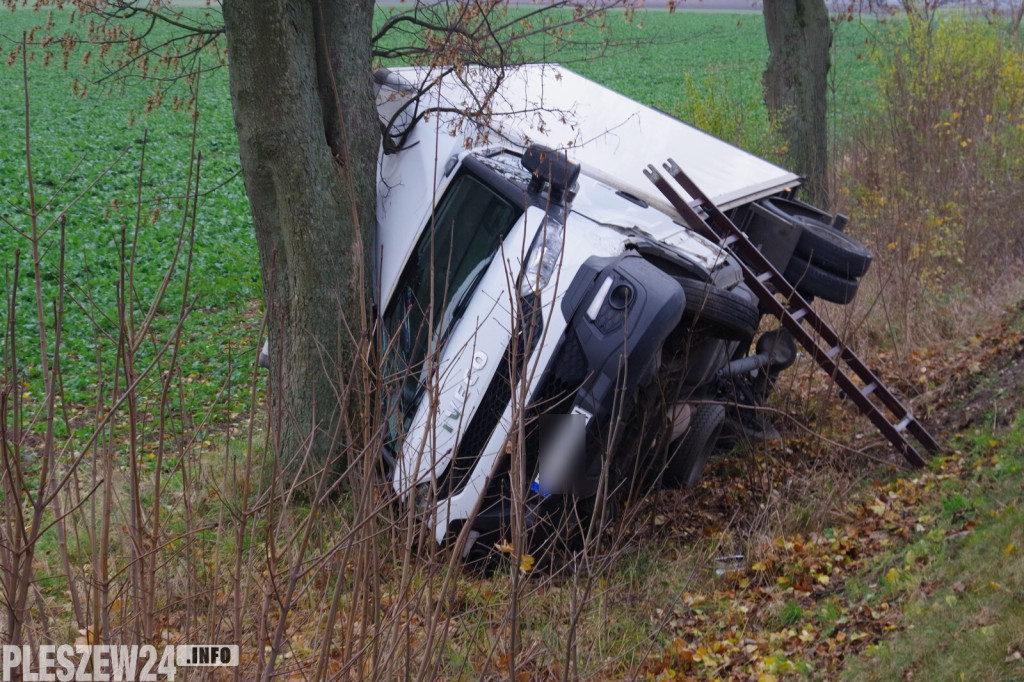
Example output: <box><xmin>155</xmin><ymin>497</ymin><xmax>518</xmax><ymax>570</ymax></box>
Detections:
<box><xmin>664</xmin><ymin>403</ymin><xmax>726</xmax><ymax>488</ymax></box>
<box><xmin>678</xmin><ymin>278</ymin><xmax>759</xmax><ymax>342</ymax></box>
<box><xmin>762</xmin><ymin>197</ymin><xmax>872</xmax><ymax>278</ymax></box>
<box><xmin>783</xmin><ymin>255</ymin><xmax>860</xmax><ymax>305</ymax></box>
<box><xmin>793</xmin><ymin>221</ymin><xmax>873</xmax><ymax>279</ymax></box>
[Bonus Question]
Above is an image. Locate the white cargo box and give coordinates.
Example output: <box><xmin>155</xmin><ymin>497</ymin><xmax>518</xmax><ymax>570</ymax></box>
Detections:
<box><xmin>376</xmin><ymin>64</ymin><xmax>799</xmax><ymax>208</ymax></box>
<box><xmin>373</xmin><ymin>63</ymin><xmax>801</xmax><ymax>307</ymax></box>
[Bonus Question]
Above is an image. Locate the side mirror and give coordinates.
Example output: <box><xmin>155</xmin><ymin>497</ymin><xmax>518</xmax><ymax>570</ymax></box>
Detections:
<box><xmin>521</xmin><ymin>144</ymin><xmax>580</xmax><ymax>204</ymax></box>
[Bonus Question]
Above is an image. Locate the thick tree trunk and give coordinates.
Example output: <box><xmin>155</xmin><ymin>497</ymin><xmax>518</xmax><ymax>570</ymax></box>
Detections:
<box><xmin>763</xmin><ymin>0</ymin><xmax>832</xmax><ymax>204</ymax></box>
<box><xmin>222</xmin><ymin>1</ymin><xmax>378</xmax><ymax>482</ymax></box>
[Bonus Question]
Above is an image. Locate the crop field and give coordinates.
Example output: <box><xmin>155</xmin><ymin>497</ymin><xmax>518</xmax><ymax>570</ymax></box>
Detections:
<box><xmin>1</xmin><ymin>9</ymin><xmax>254</xmax><ymax>421</ymax></box>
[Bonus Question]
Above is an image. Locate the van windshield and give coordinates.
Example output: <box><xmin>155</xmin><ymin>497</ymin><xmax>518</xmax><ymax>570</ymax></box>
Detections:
<box><xmin>381</xmin><ymin>172</ymin><xmax>523</xmax><ymax>441</ymax></box>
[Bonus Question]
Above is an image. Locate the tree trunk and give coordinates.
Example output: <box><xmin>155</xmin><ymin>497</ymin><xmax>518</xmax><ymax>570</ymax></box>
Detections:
<box><xmin>763</xmin><ymin>0</ymin><xmax>832</xmax><ymax>204</ymax></box>
<box><xmin>222</xmin><ymin>1</ymin><xmax>378</xmax><ymax>482</ymax></box>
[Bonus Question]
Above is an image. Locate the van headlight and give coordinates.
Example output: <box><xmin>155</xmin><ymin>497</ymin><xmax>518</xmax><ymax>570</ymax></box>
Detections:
<box><xmin>412</xmin><ymin>481</ymin><xmax>432</xmax><ymax>512</ymax></box>
<box><xmin>520</xmin><ymin>216</ymin><xmax>564</xmax><ymax>297</ymax></box>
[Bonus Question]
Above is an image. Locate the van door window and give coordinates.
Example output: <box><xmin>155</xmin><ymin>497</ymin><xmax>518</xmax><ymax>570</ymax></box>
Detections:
<box><xmin>382</xmin><ymin>172</ymin><xmax>523</xmax><ymax>437</ymax></box>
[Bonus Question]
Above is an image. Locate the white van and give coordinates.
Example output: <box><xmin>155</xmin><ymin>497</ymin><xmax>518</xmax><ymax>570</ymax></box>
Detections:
<box><xmin>288</xmin><ymin>65</ymin><xmax>873</xmax><ymax>563</ymax></box>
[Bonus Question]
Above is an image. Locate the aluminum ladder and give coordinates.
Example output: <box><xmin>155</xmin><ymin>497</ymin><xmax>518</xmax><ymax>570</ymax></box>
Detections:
<box><xmin>645</xmin><ymin>159</ymin><xmax>941</xmax><ymax>466</ymax></box>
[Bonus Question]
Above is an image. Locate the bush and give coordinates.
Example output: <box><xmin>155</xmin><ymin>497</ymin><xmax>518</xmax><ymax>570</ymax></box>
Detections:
<box><xmin>839</xmin><ymin>15</ymin><xmax>1024</xmax><ymax>345</ymax></box>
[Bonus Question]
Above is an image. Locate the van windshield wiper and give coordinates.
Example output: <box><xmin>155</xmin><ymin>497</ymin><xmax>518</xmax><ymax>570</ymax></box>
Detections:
<box><xmin>440</xmin><ymin>257</ymin><xmax>492</xmax><ymax>342</ymax></box>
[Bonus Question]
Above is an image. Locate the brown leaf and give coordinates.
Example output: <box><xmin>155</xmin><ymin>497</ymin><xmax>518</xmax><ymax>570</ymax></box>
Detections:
<box><xmin>972</xmin><ymin>607</ymin><xmax>997</xmax><ymax>627</ymax></box>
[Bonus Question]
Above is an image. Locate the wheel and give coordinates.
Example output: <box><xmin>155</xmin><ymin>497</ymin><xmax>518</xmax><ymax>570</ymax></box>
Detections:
<box><xmin>678</xmin><ymin>278</ymin><xmax>760</xmax><ymax>342</ymax></box>
<box><xmin>793</xmin><ymin>221</ymin><xmax>873</xmax><ymax>278</ymax></box>
<box><xmin>761</xmin><ymin>196</ymin><xmax>872</xmax><ymax>278</ymax></box>
<box><xmin>664</xmin><ymin>403</ymin><xmax>726</xmax><ymax>488</ymax></box>
<box><xmin>783</xmin><ymin>255</ymin><xmax>860</xmax><ymax>305</ymax></box>
<box><xmin>755</xmin><ymin>328</ymin><xmax>797</xmax><ymax>371</ymax></box>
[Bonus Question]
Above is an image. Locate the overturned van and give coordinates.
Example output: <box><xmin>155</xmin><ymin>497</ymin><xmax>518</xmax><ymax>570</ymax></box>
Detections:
<box><xmin>366</xmin><ymin>65</ymin><xmax>871</xmax><ymax>562</ymax></box>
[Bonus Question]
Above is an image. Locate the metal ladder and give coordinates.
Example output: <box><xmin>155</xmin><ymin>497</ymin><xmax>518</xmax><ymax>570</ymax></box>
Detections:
<box><xmin>645</xmin><ymin>159</ymin><xmax>941</xmax><ymax>466</ymax></box>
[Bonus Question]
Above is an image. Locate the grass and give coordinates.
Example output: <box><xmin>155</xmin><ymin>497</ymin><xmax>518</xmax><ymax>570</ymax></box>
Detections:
<box><xmin>841</xmin><ymin>417</ymin><xmax>1024</xmax><ymax>681</ymax></box>
<box><xmin>531</xmin><ymin>9</ymin><xmax>883</xmax><ymax>158</ymax></box>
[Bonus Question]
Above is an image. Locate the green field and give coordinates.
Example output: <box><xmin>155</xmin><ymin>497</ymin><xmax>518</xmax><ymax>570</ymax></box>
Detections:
<box><xmin>1</xmin><ymin>9</ymin><xmax>254</xmax><ymax>416</ymax></box>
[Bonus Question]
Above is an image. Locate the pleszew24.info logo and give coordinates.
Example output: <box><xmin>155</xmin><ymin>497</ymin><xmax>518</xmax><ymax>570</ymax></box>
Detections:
<box><xmin>1</xmin><ymin>644</ymin><xmax>238</xmax><ymax>681</ymax></box>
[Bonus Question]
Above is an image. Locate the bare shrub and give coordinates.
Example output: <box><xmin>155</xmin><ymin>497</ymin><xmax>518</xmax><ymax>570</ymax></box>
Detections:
<box><xmin>1</xmin><ymin>44</ymin><xmax>679</xmax><ymax>681</ymax></box>
<box><xmin>836</xmin><ymin>14</ymin><xmax>1024</xmax><ymax>348</ymax></box>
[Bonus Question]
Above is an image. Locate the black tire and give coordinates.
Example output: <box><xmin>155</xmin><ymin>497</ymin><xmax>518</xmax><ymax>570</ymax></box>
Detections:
<box><xmin>762</xmin><ymin>196</ymin><xmax>872</xmax><ymax>278</ymax></box>
<box><xmin>794</xmin><ymin>221</ymin><xmax>873</xmax><ymax>278</ymax></box>
<box><xmin>665</xmin><ymin>403</ymin><xmax>726</xmax><ymax>488</ymax></box>
<box><xmin>783</xmin><ymin>255</ymin><xmax>860</xmax><ymax>305</ymax></box>
<box><xmin>678</xmin><ymin>279</ymin><xmax>759</xmax><ymax>342</ymax></box>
